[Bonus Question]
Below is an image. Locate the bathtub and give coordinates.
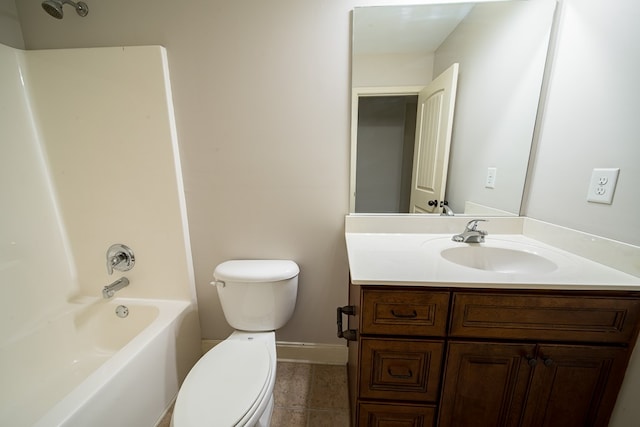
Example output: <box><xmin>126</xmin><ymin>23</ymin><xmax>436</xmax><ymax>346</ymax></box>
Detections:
<box><xmin>0</xmin><ymin>297</ymin><xmax>199</xmax><ymax>427</ymax></box>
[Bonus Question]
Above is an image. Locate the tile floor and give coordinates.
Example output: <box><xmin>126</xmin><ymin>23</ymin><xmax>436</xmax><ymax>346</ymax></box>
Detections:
<box><xmin>158</xmin><ymin>362</ymin><xmax>350</xmax><ymax>427</ymax></box>
<box><xmin>271</xmin><ymin>362</ymin><xmax>350</xmax><ymax>427</ymax></box>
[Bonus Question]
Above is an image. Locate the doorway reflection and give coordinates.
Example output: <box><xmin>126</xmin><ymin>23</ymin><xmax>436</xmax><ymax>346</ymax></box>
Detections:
<box><xmin>355</xmin><ymin>95</ymin><xmax>417</xmax><ymax>213</ymax></box>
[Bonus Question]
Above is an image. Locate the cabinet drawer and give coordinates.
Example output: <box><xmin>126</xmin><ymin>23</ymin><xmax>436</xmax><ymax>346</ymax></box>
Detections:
<box><xmin>358</xmin><ymin>401</ymin><xmax>436</xmax><ymax>427</ymax></box>
<box><xmin>360</xmin><ymin>338</ymin><xmax>444</xmax><ymax>402</ymax></box>
<box><xmin>362</xmin><ymin>288</ymin><xmax>449</xmax><ymax>336</ymax></box>
<box><xmin>450</xmin><ymin>292</ymin><xmax>640</xmax><ymax>343</ymax></box>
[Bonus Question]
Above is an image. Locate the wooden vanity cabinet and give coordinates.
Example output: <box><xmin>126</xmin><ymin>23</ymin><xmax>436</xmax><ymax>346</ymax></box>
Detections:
<box><xmin>439</xmin><ymin>341</ymin><xmax>629</xmax><ymax>427</ymax></box>
<box><xmin>347</xmin><ymin>285</ymin><xmax>640</xmax><ymax>427</ymax></box>
<box><xmin>348</xmin><ymin>287</ymin><xmax>449</xmax><ymax>427</ymax></box>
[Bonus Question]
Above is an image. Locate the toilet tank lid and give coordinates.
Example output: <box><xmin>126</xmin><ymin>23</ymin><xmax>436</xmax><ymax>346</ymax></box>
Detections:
<box><xmin>214</xmin><ymin>260</ymin><xmax>299</xmax><ymax>282</ymax></box>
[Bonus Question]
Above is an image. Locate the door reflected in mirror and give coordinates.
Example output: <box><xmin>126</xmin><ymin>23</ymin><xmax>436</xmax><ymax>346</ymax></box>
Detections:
<box><xmin>350</xmin><ymin>0</ymin><xmax>557</xmax><ymax>216</ymax></box>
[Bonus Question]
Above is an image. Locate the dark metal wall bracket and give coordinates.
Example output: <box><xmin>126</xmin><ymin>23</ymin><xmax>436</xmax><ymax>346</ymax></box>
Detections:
<box><xmin>337</xmin><ymin>305</ymin><xmax>357</xmax><ymax>341</ymax></box>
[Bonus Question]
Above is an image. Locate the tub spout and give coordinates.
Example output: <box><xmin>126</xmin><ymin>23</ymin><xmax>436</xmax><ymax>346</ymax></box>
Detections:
<box><xmin>102</xmin><ymin>277</ymin><xmax>130</xmax><ymax>299</ymax></box>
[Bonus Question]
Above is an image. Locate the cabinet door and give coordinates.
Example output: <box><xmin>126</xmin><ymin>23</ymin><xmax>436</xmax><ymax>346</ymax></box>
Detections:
<box><xmin>439</xmin><ymin>341</ymin><xmax>535</xmax><ymax>427</ymax></box>
<box><xmin>521</xmin><ymin>344</ymin><xmax>629</xmax><ymax>427</ymax></box>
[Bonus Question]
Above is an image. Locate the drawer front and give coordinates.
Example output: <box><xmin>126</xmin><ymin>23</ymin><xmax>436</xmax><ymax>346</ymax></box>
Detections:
<box><xmin>358</xmin><ymin>401</ymin><xmax>436</xmax><ymax>427</ymax></box>
<box><xmin>362</xmin><ymin>288</ymin><xmax>450</xmax><ymax>336</ymax></box>
<box><xmin>360</xmin><ymin>338</ymin><xmax>444</xmax><ymax>402</ymax></box>
<box><xmin>450</xmin><ymin>292</ymin><xmax>640</xmax><ymax>343</ymax></box>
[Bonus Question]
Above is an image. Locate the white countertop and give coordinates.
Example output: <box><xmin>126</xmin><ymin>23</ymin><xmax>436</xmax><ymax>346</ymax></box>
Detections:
<box><xmin>346</xmin><ymin>232</ymin><xmax>640</xmax><ymax>291</ymax></box>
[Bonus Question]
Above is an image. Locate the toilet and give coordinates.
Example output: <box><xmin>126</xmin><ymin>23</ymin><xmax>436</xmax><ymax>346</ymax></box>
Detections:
<box><xmin>172</xmin><ymin>260</ymin><xmax>299</xmax><ymax>427</ymax></box>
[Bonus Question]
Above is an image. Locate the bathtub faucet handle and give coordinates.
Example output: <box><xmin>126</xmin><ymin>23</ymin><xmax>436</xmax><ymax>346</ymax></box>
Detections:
<box><xmin>106</xmin><ymin>244</ymin><xmax>135</xmax><ymax>275</ymax></box>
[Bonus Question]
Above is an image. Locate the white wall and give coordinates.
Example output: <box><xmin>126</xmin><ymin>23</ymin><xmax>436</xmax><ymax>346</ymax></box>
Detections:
<box><xmin>524</xmin><ymin>0</ymin><xmax>640</xmax><ymax>246</ymax></box>
<box><xmin>0</xmin><ymin>44</ymin><xmax>75</xmax><ymax>344</ymax></box>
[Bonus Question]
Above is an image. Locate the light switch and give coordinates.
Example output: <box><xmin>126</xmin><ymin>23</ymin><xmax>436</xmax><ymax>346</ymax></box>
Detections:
<box><xmin>587</xmin><ymin>168</ymin><xmax>619</xmax><ymax>204</ymax></box>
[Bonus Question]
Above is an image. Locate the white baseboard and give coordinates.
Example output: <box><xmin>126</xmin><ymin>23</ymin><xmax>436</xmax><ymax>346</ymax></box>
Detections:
<box><xmin>276</xmin><ymin>341</ymin><xmax>348</xmax><ymax>365</ymax></box>
<box><xmin>201</xmin><ymin>339</ymin><xmax>348</xmax><ymax>365</ymax></box>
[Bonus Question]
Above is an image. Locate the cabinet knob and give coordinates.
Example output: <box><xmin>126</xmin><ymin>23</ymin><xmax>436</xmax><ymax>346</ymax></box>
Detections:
<box><xmin>543</xmin><ymin>357</ymin><xmax>554</xmax><ymax>367</ymax></box>
<box><xmin>428</xmin><ymin>199</ymin><xmax>438</xmax><ymax>206</ymax></box>
<box><xmin>525</xmin><ymin>355</ymin><xmax>538</xmax><ymax>367</ymax></box>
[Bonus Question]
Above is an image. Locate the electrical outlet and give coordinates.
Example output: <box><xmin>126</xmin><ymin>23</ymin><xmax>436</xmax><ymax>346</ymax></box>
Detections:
<box><xmin>485</xmin><ymin>167</ymin><xmax>497</xmax><ymax>189</ymax></box>
<box><xmin>587</xmin><ymin>168</ymin><xmax>619</xmax><ymax>204</ymax></box>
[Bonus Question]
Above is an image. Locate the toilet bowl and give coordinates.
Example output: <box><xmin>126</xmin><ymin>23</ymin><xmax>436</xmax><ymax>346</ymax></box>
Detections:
<box><xmin>172</xmin><ymin>260</ymin><xmax>299</xmax><ymax>427</ymax></box>
<box><xmin>172</xmin><ymin>331</ymin><xmax>277</xmax><ymax>426</ymax></box>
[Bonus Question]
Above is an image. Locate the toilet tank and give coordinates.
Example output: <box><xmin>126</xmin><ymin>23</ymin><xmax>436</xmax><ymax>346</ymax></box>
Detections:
<box><xmin>212</xmin><ymin>260</ymin><xmax>299</xmax><ymax>331</ymax></box>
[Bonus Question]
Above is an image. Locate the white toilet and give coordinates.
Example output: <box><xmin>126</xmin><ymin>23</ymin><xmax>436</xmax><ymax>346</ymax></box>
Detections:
<box><xmin>172</xmin><ymin>260</ymin><xmax>299</xmax><ymax>427</ymax></box>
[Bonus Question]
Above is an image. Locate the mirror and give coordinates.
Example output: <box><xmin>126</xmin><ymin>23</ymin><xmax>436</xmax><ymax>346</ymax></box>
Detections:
<box><xmin>350</xmin><ymin>0</ymin><xmax>557</xmax><ymax>215</ymax></box>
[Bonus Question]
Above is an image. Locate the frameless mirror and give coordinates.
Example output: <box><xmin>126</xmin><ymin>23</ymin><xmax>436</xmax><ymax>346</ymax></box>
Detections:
<box><xmin>350</xmin><ymin>0</ymin><xmax>557</xmax><ymax>215</ymax></box>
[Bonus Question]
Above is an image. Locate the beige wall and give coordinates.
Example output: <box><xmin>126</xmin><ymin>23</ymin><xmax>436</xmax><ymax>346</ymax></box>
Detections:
<box><xmin>0</xmin><ymin>0</ymin><xmax>23</xmax><ymax>48</ymax></box>
<box><xmin>12</xmin><ymin>0</ymin><xmax>640</xmax><ymax>349</ymax></box>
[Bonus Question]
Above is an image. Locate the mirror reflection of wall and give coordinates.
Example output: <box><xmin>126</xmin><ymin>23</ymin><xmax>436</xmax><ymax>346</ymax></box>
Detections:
<box><xmin>351</xmin><ymin>0</ymin><xmax>557</xmax><ymax>216</ymax></box>
<box><xmin>355</xmin><ymin>95</ymin><xmax>417</xmax><ymax>213</ymax></box>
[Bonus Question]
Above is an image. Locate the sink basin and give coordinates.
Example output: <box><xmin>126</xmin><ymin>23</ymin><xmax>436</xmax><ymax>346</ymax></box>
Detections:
<box><xmin>440</xmin><ymin>246</ymin><xmax>558</xmax><ymax>274</ymax></box>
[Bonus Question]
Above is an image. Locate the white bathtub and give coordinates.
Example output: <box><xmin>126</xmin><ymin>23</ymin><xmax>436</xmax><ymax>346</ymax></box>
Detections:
<box><xmin>0</xmin><ymin>297</ymin><xmax>199</xmax><ymax>427</ymax></box>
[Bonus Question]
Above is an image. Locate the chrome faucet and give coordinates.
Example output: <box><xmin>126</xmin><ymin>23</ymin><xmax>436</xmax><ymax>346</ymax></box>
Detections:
<box><xmin>102</xmin><ymin>277</ymin><xmax>130</xmax><ymax>299</ymax></box>
<box><xmin>452</xmin><ymin>219</ymin><xmax>488</xmax><ymax>243</ymax></box>
<box><xmin>106</xmin><ymin>244</ymin><xmax>135</xmax><ymax>275</ymax></box>
<box><xmin>440</xmin><ymin>203</ymin><xmax>454</xmax><ymax>216</ymax></box>
<box><xmin>107</xmin><ymin>252</ymin><xmax>128</xmax><ymax>273</ymax></box>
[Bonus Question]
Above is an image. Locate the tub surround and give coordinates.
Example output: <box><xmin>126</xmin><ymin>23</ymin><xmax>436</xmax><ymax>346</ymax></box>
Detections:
<box><xmin>0</xmin><ymin>43</ymin><xmax>201</xmax><ymax>426</ymax></box>
<box><xmin>23</xmin><ymin>45</ymin><xmax>196</xmax><ymax>301</ymax></box>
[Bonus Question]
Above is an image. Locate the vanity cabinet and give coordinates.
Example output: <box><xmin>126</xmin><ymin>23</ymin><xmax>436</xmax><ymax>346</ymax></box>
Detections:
<box><xmin>347</xmin><ymin>285</ymin><xmax>640</xmax><ymax>427</ymax></box>
<box><xmin>439</xmin><ymin>342</ymin><xmax>628</xmax><ymax>427</ymax></box>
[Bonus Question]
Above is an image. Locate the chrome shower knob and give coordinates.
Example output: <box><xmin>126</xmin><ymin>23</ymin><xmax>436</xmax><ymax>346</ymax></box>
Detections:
<box><xmin>106</xmin><ymin>244</ymin><xmax>135</xmax><ymax>275</ymax></box>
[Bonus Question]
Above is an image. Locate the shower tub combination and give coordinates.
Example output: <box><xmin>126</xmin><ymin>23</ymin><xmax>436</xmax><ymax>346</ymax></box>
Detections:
<box><xmin>0</xmin><ymin>298</ymin><xmax>196</xmax><ymax>427</ymax></box>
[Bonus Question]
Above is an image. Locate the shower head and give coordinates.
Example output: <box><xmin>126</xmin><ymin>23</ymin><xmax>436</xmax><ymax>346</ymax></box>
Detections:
<box><xmin>42</xmin><ymin>0</ymin><xmax>89</xmax><ymax>19</ymax></box>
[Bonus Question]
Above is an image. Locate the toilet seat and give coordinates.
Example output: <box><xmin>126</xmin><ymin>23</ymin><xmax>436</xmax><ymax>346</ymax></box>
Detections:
<box><xmin>172</xmin><ymin>338</ymin><xmax>273</xmax><ymax>426</ymax></box>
